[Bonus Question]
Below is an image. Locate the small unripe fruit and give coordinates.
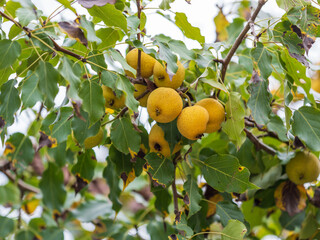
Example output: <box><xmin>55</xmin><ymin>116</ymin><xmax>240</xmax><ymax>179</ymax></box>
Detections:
<box><xmin>177</xmin><ymin>105</ymin><xmax>209</xmax><ymax>140</ymax></box>
<box><xmin>147</xmin><ymin>87</ymin><xmax>183</xmax><ymax>123</ymax></box>
<box><xmin>125</xmin><ymin>48</ymin><xmax>156</xmax><ymax>78</ymax></box>
<box><xmin>195</xmin><ymin>98</ymin><xmax>225</xmax><ymax>133</ymax></box>
<box><xmin>102</xmin><ymin>86</ymin><xmax>126</xmax><ymax>109</ymax></box>
<box><xmin>153</xmin><ymin>61</ymin><xmax>185</xmax><ymax>89</ymax></box>
<box><xmin>286</xmin><ymin>151</ymin><xmax>320</xmax><ymax>185</ymax></box>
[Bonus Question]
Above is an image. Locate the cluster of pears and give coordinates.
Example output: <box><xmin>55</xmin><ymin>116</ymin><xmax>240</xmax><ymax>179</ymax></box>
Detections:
<box><xmin>125</xmin><ymin>48</ymin><xmax>225</xmax><ymax>157</ymax></box>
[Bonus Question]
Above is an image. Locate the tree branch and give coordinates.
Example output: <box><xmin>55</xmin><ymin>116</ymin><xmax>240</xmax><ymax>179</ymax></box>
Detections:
<box><xmin>0</xmin><ymin>162</ymin><xmax>40</xmax><ymax>193</ymax></box>
<box><xmin>244</xmin><ymin>128</ymin><xmax>276</xmax><ymax>156</ymax></box>
<box><xmin>217</xmin><ymin>0</ymin><xmax>267</xmax><ymax>97</ymax></box>
<box><xmin>172</xmin><ymin>158</ymin><xmax>179</xmax><ymax>218</ymax></box>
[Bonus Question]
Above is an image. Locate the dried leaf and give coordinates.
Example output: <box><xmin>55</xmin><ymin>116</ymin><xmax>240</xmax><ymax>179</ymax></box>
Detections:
<box><xmin>58</xmin><ymin>21</ymin><xmax>88</xmax><ymax>47</ymax></box>
<box><xmin>38</xmin><ymin>131</ymin><xmax>57</xmax><ymax>150</ymax></box>
<box><xmin>78</xmin><ymin>0</ymin><xmax>115</xmax><ymax>8</ymax></box>
<box><xmin>214</xmin><ymin>9</ymin><xmax>230</xmax><ymax>42</ymax></box>
<box><xmin>31</xmin><ymin>151</ymin><xmax>44</xmax><ymax>176</ymax></box>
<box><xmin>274</xmin><ymin>181</ymin><xmax>307</xmax><ymax>216</ymax></box>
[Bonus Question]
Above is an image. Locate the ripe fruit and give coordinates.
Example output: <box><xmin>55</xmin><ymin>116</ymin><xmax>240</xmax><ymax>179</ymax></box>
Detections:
<box><xmin>134</xmin><ymin>84</ymin><xmax>150</xmax><ymax>107</ymax></box>
<box><xmin>177</xmin><ymin>105</ymin><xmax>209</xmax><ymax>140</ymax></box>
<box><xmin>153</xmin><ymin>61</ymin><xmax>185</xmax><ymax>89</ymax></box>
<box><xmin>102</xmin><ymin>86</ymin><xmax>126</xmax><ymax>109</ymax></box>
<box><xmin>147</xmin><ymin>87</ymin><xmax>183</xmax><ymax>123</ymax></box>
<box><xmin>84</xmin><ymin>128</ymin><xmax>104</xmax><ymax>149</ymax></box>
<box><xmin>195</xmin><ymin>98</ymin><xmax>225</xmax><ymax>133</ymax></box>
<box><xmin>286</xmin><ymin>151</ymin><xmax>320</xmax><ymax>185</ymax></box>
<box><xmin>125</xmin><ymin>48</ymin><xmax>156</xmax><ymax>78</ymax></box>
<box><xmin>149</xmin><ymin>124</ymin><xmax>181</xmax><ymax>157</ymax></box>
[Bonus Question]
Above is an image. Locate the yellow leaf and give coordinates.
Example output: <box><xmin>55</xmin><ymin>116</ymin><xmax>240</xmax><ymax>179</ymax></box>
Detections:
<box><xmin>214</xmin><ymin>10</ymin><xmax>230</xmax><ymax>42</ymax></box>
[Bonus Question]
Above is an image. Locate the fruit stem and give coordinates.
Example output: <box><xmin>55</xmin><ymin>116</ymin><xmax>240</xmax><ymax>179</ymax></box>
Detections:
<box><xmin>180</xmin><ymin>92</ymin><xmax>192</xmax><ymax>106</ymax></box>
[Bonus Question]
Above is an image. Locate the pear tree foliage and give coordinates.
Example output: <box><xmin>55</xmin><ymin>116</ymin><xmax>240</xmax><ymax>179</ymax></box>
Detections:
<box><xmin>0</xmin><ymin>0</ymin><xmax>320</xmax><ymax>239</ymax></box>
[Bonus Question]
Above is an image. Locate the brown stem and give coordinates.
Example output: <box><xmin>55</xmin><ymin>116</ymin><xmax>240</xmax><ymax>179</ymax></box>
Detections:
<box><xmin>217</xmin><ymin>0</ymin><xmax>267</xmax><ymax>96</ymax></box>
<box><xmin>0</xmin><ymin>10</ymin><xmax>86</xmax><ymax>62</ymax></box>
<box><xmin>244</xmin><ymin>128</ymin><xmax>276</xmax><ymax>156</ymax></box>
<box><xmin>0</xmin><ymin>162</ymin><xmax>40</xmax><ymax>193</ymax></box>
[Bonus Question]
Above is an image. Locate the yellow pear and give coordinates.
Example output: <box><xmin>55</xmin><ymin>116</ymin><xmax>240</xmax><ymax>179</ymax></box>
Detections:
<box><xmin>102</xmin><ymin>86</ymin><xmax>126</xmax><ymax>109</ymax></box>
<box><xmin>153</xmin><ymin>61</ymin><xmax>185</xmax><ymax>89</ymax></box>
<box><xmin>286</xmin><ymin>151</ymin><xmax>320</xmax><ymax>185</ymax></box>
<box><xmin>84</xmin><ymin>128</ymin><xmax>104</xmax><ymax>149</ymax></box>
<box><xmin>195</xmin><ymin>98</ymin><xmax>225</xmax><ymax>133</ymax></box>
<box><xmin>149</xmin><ymin>124</ymin><xmax>181</xmax><ymax>157</ymax></box>
<box><xmin>147</xmin><ymin>87</ymin><xmax>183</xmax><ymax>123</ymax></box>
<box><xmin>133</xmin><ymin>84</ymin><xmax>150</xmax><ymax>107</ymax></box>
<box><xmin>177</xmin><ymin>105</ymin><xmax>209</xmax><ymax>140</ymax></box>
<box><xmin>125</xmin><ymin>48</ymin><xmax>156</xmax><ymax>78</ymax></box>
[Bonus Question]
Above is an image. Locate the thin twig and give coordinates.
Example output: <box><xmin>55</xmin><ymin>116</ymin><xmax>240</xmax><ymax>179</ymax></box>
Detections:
<box><xmin>217</xmin><ymin>0</ymin><xmax>267</xmax><ymax>97</ymax></box>
<box><xmin>244</xmin><ymin>128</ymin><xmax>276</xmax><ymax>155</ymax></box>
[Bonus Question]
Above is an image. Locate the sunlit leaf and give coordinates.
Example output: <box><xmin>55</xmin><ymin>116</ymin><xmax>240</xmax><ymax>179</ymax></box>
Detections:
<box><xmin>221</xmin><ymin>219</ymin><xmax>247</xmax><ymax>240</ymax></box>
<box><xmin>292</xmin><ymin>106</ymin><xmax>320</xmax><ymax>151</ymax></box>
<box><xmin>196</xmin><ymin>154</ymin><xmax>258</xmax><ymax>193</ymax></box>
<box><xmin>0</xmin><ymin>39</ymin><xmax>21</xmax><ymax>69</ymax></box>
<box><xmin>110</xmin><ymin>117</ymin><xmax>141</xmax><ymax>155</ymax></box>
<box><xmin>145</xmin><ymin>152</ymin><xmax>174</xmax><ymax>188</ymax></box>
<box><xmin>175</xmin><ymin>12</ymin><xmax>205</xmax><ymax>44</ymax></box>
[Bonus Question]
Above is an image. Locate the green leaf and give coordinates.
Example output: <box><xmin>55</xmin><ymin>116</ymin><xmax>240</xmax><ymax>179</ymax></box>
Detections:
<box><xmin>155</xmin><ymin>39</ymin><xmax>178</xmax><ymax>74</ymax></box>
<box><xmin>16</xmin><ymin>7</ymin><xmax>41</xmax><ymax>26</ymax></box>
<box><xmin>80</xmin><ymin>15</ymin><xmax>102</xmax><ymax>44</ymax></box>
<box><xmin>51</xmin><ymin>107</ymin><xmax>73</xmax><ymax>143</ymax></box>
<box><xmin>72</xmin><ymin>150</ymin><xmax>97</xmax><ymax>182</ymax></box>
<box><xmin>31</xmin><ymin>32</ymin><xmax>54</xmax><ymax>51</ymax></box>
<box><xmin>276</xmin><ymin>0</ymin><xmax>309</xmax><ymax>10</ymax></box>
<box><xmin>108</xmin><ymin>145</ymin><xmax>133</xmax><ymax>175</ymax></box>
<box><xmin>226</xmin><ymin>18</ymin><xmax>245</xmax><ymax>44</ymax></box>
<box><xmin>110</xmin><ymin>117</ymin><xmax>141</xmax><ymax>155</ymax></box>
<box><xmin>241</xmin><ymin>198</ymin><xmax>267</xmax><ymax>228</ymax></box>
<box><xmin>158</xmin><ymin>119</ymin><xmax>181</xmax><ymax>154</ymax></box>
<box><xmin>96</xmin><ymin>28</ymin><xmax>121</xmax><ymax>50</ymax></box>
<box><xmin>15</xmin><ymin>230</ymin><xmax>35</xmax><ymax>240</ymax></box>
<box><xmin>221</xmin><ymin>219</ymin><xmax>247</xmax><ymax>240</ymax></box>
<box><xmin>247</xmin><ymin>74</ymin><xmax>271</xmax><ymax>125</ymax></box>
<box><xmin>0</xmin><ymin>182</ymin><xmax>20</xmax><ymax>205</ymax></box>
<box><xmin>0</xmin><ymin>67</ymin><xmax>13</xmax><ymax>87</ymax></box>
<box><xmin>292</xmin><ymin>106</ymin><xmax>320</xmax><ymax>151</ymax></box>
<box><xmin>4</xmin><ymin>133</ymin><xmax>34</xmax><ymax>172</ymax></box>
<box><xmin>39</xmin><ymin>162</ymin><xmax>67</xmax><ymax>212</ymax></box>
<box><xmin>175</xmin><ymin>12</ymin><xmax>205</xmax><ymax>44</ymax></box>
<box><xmin>88</xmin><ymin>4</ymin><xmax>127</xmax><ymax>32</ymax></box>
<box><xmin>0</xmin><ymin>39</ymin><xmax>21</xmax><ymax>69</ymax></box>
<box><xmin>88</xmin><ymin>50</ymin><xmax>108</xmax><ymax>72</ymax></box>
<box><xmin>267</xmin><ymin>114</ymin><xmax>288</xmax><ymax>142</ymax></box>
<box><xmin>222</xmin><ymin>92</ymin><xmax>246</xmax><ymax>148</ymax></box>
<box><xmin>184</xmin><ymin>175</ymin><xmax>202</xmax><ymax>218</ymax></box>
<box><xmin>103</xmin><ymin>160</ymin><xmax>122</xmax><ymax>212</ymax></box>
<box><xmin>159</xmin><ymin>0</ymin><xmax>174</xmax><ymax>10</ymax></box>
<box><xmin>251</xmin><ymin>42</ymin><xmax>273</xmax><ymax>80</ymax></box>
<box><xmin>57</xmin><ymin>0</ymin><xmax>76</xmax><ymax>14</ymax></box>
<box><xmin>71</xmin><ymin>199</ymin><xmax>112</xmax><ymax>222</ymax></box>
<box><xmin>216</xmin><ymin>201</ymin><xmax>245</xmax><ymax>227</ymax></box>
<box><xmin>79</xmin><ymin>80</ymin><xmax>105</xmax><ymax>125</ymax></box>
<box><xmin>0</xmin><ymin>79</ymin><xmax>21</xmax><ymax>126</ymax></box>
<box><xmin>147</xmin><ymin>221</ymin><xmax>175</xmax><ymax>240</ymax></box>
<box><xmin>145</xmin><ymin>152</ymin><xmax>174</xmax><ymax>188</ymax></box>
<box><xmin>21</xmin><ymin>74</ymin><xmax>42</xmax><ymax>108</ymax></box>
<box><xmin>196</xmin><ymin>154</ymin><xmax>258</xmax><ymax>193</ymax></box>
<box><xmin>300</xmin><ymin>212</ymin><xmax>319</xmax><ymax>239</ymax></box>
<box><xmin>59</xmin><ymin>56</ymin><xmax>81</xmax><ymax>99</ymax></box>
<box><xmin>35</xmin><ymin>61</ymin><xmax>59</xmax><ymax>109</ymax></box>
<box><xmin>108</xmin><ymin>48</ymin><xmax>136</xmax><ymax>74</ymax></box>
<box><xmin>154</xmin><ymin>188</ymin><xmax>171</xmax><ymax>215</ymax></box>
<box><xmin>39</xmin><ymin>227</ymin><xmax>64</xmax><ymax>240</ymax></box>
<box><xmin>71</xmin><ymin>111</ymin><xmax>101</xmax><ymax>146</ymax></box>
<box><xmin>176</xmin><ymin>213</ymin><xmax>194</xmax><ymax>237</ymax></box>
<box><xmin>167</xmin><ymin>39</ymin><xmax>196</xmax><ymax>60</ymax></box>
<box><xmin>0</xmin><ymin>216</ymin><xmax>15</xmax><ymax>238</ymax></box>
<box><xmin>279</xmin><ymin>210</ymin><xmax>305</xmax><ymax>230</ymax></box>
